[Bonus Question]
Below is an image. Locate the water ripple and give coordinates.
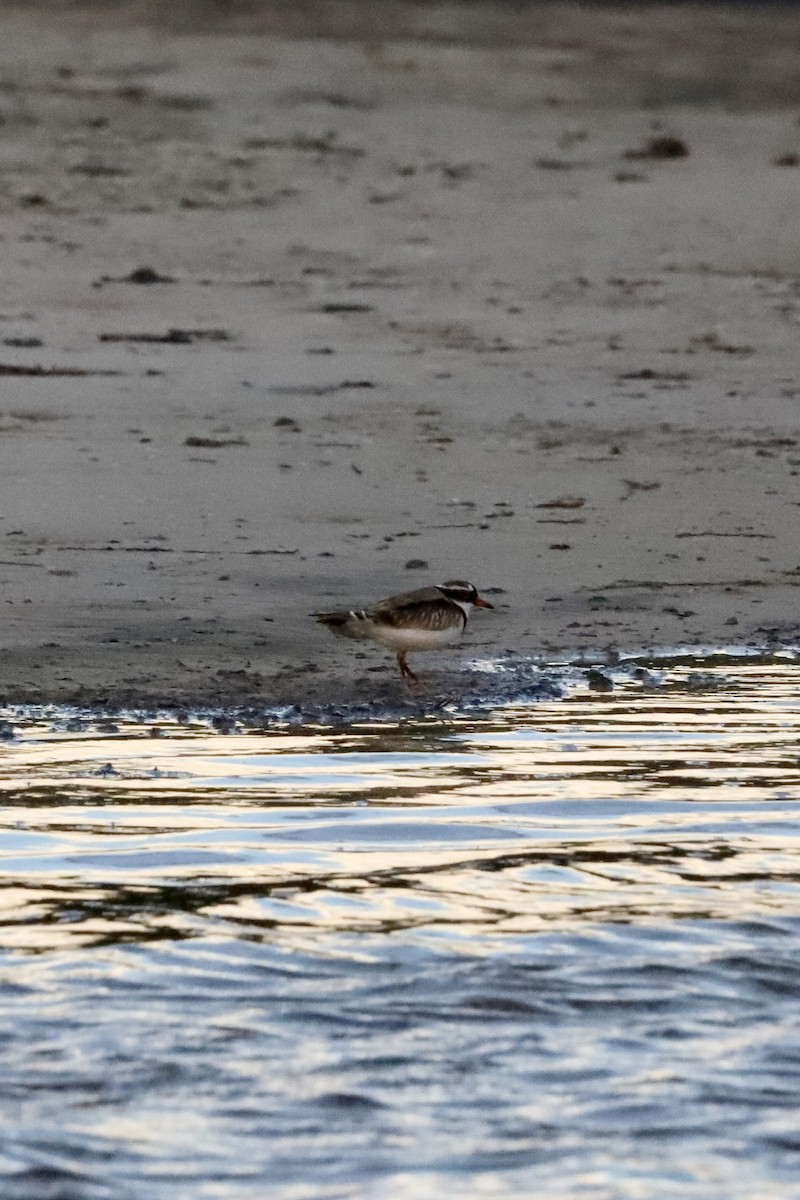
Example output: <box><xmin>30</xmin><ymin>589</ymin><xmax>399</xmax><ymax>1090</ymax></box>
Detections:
<box><xmin>1</xmin><ymin>659</ymin><xmax>799</xmax><ymax>1197</ymax></box>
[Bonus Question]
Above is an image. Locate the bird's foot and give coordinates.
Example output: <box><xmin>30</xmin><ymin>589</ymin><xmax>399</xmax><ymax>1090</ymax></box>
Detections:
<box><xmin>396</xmin><ymin>653</ymin><xmax>419</xmax><ymax>682</ymax></box>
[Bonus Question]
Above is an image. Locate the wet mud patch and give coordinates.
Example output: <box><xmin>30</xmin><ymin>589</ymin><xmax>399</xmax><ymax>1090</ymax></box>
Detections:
<box><xmin>0</xmin><ymin>363</ymin><xmax>124</xmax><ymax>377</ymax></box>
<box><xmin>98</xmin><ymin>328</ymin><xmax>233</xmax><ymax>345</ymax></box>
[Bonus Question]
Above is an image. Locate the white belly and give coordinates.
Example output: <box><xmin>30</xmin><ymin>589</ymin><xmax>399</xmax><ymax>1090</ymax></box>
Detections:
<box><xmin>370</xmin><ymin>623</ymin><xmax>462</xmax><ymax>652</ymax></box>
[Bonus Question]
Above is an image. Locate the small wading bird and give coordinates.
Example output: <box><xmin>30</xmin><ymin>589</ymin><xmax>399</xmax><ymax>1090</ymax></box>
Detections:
<box><xmin>313</xmin><ymin>580</ymin><xmax>494</xmax><ymax>680</ymax></box>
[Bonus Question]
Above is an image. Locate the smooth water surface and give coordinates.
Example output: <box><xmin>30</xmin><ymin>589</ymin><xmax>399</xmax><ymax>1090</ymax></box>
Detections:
<box><xmin>1</xmin><ymin>658</ymin><xmax>800</xmax><ymax>1199</ymax></box>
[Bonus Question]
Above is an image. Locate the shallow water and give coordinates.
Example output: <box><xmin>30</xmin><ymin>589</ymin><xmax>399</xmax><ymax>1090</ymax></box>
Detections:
<box><xmin>1</xmin><ymin>656</ymin><xmax>800</xmax><ymax>1199</ymax></box>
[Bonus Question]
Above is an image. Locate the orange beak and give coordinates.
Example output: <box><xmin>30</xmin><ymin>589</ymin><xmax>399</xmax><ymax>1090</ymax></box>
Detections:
<box><xmin>473</xmin><ymin>595</ymin><xmax>494</xmax><ymax>609</ymax></box>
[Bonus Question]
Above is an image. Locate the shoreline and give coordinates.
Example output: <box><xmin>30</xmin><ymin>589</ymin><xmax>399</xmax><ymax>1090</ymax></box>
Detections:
<box><xmin>2</xmin><ymin>642</ymin><xmax>797</xmax><ymax>719</ymax></box>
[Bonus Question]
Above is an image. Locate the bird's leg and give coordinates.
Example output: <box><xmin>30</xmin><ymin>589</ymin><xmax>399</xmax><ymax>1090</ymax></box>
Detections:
<box><xmin>396</xmin><ymin>650</ymin><xmax>418</xmax><ymax>681</ymax></box>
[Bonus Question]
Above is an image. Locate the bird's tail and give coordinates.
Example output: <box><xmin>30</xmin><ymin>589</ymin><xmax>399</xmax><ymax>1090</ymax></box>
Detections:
<box><xmin>313</xmin><ymin>610</ymin><xmax>371</xmax><ymax>640</ymax></box>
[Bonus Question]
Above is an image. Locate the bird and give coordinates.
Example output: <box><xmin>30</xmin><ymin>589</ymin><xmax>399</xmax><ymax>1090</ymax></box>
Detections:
<box><xmin>313</xmin><ymin>579</ymin><xmax>494</xmax><ymax>680</ymax></box>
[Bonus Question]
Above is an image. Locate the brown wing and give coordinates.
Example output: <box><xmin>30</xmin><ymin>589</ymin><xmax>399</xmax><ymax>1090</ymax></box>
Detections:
<box><xmin>369</xmin><ymin>588</ymin><xmax>466</xmax><ymax>632</ymax></box>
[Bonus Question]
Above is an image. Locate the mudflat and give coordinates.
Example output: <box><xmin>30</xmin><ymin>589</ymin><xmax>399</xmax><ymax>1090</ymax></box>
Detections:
<box><xmin>2</xmin><ymin>1</ymin><xmax>800</xmax><ymax>708</ymax></box>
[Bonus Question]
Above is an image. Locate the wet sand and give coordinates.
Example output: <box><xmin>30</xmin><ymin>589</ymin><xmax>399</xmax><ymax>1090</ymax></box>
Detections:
<box><xmin>2</xmin><ymin>1</ymin><xmax>800</xmax><ymax>708</ymax></box>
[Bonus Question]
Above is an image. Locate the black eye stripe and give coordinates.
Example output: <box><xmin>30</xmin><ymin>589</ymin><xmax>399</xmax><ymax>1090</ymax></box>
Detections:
<box><xmin>439</xmin><ymin>580</ymin><xmax>477</xmax><ymax>592</ymax></box>
<box><xmin>439</xmin><ymin>583</ymin><xmax>478</xmax><ymax>602</ymax></box>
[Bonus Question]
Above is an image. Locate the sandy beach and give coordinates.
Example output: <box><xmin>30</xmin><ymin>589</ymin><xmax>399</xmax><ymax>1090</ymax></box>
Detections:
<box><xmin>1</xmin><ymin>0</ymin><xmax>800</xmax><ymax>708</ymax></box>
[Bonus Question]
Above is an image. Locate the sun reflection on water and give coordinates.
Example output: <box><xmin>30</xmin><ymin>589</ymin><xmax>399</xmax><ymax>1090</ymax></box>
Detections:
<box><xmin>0</xmin><ymin>660</ymin><xmax>798</xmax><ymax>954</ymax></box>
